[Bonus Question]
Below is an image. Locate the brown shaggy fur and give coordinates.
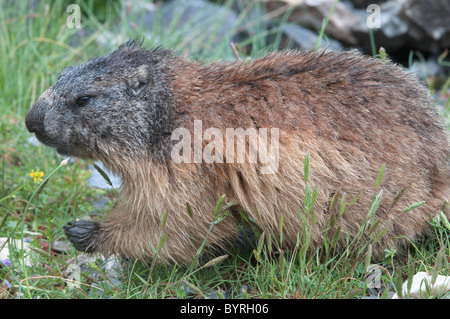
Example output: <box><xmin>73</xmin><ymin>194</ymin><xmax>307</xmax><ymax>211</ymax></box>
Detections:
<box><xmin>100</xmin><ymin>50</ymin><xmax>449</xmax><ymax>263</ymax></box>
<box><xmin>27</xmin><ymin>45</ymin><xmax>450</xmax><ymax>264</ymax></box>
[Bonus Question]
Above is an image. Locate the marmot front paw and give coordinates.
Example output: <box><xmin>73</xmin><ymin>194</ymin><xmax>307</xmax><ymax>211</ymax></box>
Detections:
<box><xmin>63</xmin><ymin>219</ymin><xmax>100</xmax><ymax>253</ymax></box>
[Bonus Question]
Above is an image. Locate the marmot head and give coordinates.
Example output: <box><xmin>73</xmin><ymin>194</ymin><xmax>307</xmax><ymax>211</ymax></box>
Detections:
<box><xmin>25</xmin><ymin>40</ymin><xmax>175</xmax><ymax>161</ymax></box>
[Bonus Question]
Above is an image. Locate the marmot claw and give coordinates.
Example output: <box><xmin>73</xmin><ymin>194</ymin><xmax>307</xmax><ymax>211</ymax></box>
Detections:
<box><xmin>63</xmin><ymin>219</ymin><xmax>100</xmax><ymax>253</ymax></box>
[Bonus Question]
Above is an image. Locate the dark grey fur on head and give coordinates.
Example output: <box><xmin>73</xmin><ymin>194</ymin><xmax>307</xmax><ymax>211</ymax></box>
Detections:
<box><xmin>25</xmin><ymin>40</ymin><xmax>176</xmax><ymax>161</ymax></box>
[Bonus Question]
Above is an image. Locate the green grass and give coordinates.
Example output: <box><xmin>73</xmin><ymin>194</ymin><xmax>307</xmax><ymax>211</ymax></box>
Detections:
<box><xmin>1</xmin><ymin>0</ymin><xmax>449</xmax><ymax>299</ymax></box>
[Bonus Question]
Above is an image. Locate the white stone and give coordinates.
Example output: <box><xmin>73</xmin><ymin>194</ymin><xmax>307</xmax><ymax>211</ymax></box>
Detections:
<box><xmin>0</xmin><ymin>237</ymin><xmax>36</xmax><ymax>267</ymax></box>
<box><xmin>392</xmin><ymin>271</ymin><xmax>450</xmax><ymax>299</ymax></box>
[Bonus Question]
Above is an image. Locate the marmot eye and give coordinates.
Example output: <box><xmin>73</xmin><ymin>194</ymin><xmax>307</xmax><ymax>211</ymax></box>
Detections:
<box><xmin>75</xmin><ymin>96</ymin><xmax>92</xmax><ymax>107</ymax></box>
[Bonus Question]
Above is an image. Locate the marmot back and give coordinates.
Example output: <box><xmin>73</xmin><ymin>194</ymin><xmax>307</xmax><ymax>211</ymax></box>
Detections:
<box><xmin>25</xmin><ymin>40</ymin><xmax>450</xmax><ymax>263</ymax></box>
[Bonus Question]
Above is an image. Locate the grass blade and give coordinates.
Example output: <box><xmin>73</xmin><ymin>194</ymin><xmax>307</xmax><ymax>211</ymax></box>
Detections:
<box><xmin>186</xmin><ymin>202</ymin><xmax>194</xmax><ymax>219</ymax></box>
<box><xmin>304</xmin><ymin>151</ymin><xmax>310</xmax><ymax>184</ymax></box>
<box><xmin>375</xmin><ymin>163</ymin><xmax>385</xmax><ymax>189</ymax></box>
<box><xmin>93</xmin><ymin>163</ymin><xmax>113</xmax><ymax>188</ymax></box>
<box><xmin>213</xmin><ymin>194</ymin><xmax>226</xmax><ymax>222</ymax></box>
<box><xmin>201</xmin><ymin>255</ymin><xmax>228</xmax><ymax>268</ymax></box>
<box><xmin>402</xmin><ymin>201</ymin><xmax>426</xmax><ymax>212</ymax></box>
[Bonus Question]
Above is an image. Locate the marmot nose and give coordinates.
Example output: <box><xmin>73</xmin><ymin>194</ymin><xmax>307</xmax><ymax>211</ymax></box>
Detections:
<box><xmin>25</xmin><ymin>111</ymin><xmax>42</xmax><ymax>133</ymax></box>
<box><xmin>26</xmin><ymin>119</ymin><xmax>36</xmax><ymax>133</ymax></box>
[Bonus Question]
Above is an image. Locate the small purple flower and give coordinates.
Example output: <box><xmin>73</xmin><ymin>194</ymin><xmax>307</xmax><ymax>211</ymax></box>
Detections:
<box><xmin>4</xmin><ymin>280</ymin><xmax>11</xmax><ymax>289</ymax></box>
<box><xmin>1</xmin><ymin>259</ymin><xmax>11</xmax><ymax>267</ymax></box>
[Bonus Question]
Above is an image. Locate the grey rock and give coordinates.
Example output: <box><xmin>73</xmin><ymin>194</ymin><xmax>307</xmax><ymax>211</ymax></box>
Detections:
<box><xmin>109</xmin><ymin>0</ymin><xmax>242</xmax><ymax>57</ymax></box>
<box><xmin>266</xmin><ymin>0</ymin><xmax>360</xmax><ymax>46</ymax></box>
<box><xmin>408</xmin><ymin>56</ymin><xmax>446</xmax><ymax>80</ymax></box>
<box><xmin>281</xmin><ymin>23</ymin><xmax>343</xmax><ymax>51</ymax></box>
<box><xmin>350</xmin><ymin>0</ymin><xmax>409</xmax><ymax>53</ymax></box>
<box><xmin>404</xmin><ymin>0</ymin><xmax>450</xmax><ymax>49</ymax></box>
<box><xmin>349</xmin><ymin>0</ymin><xmax>450</xmax><ymax>55</ymax></box>
<box><xmin>346</xmin><ymin>0</ymin><xmax>389</xmax><ymax>9</ymax></box>
<box><xmin>51</xmin><ymin>240</ymin><xmax>72</xmax><ymax>253</ymax></box>
<box><xmin>65</xmin><ymin>253</ymin><xmax>124</xmax><ymax>293</ymax></box>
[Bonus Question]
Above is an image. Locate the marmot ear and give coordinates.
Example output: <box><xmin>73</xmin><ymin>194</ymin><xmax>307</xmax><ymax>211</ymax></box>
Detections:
<box><xmin>127</xmin><ymin>65</ymin><xmax>152</xmax><ymax>95</ymax></box>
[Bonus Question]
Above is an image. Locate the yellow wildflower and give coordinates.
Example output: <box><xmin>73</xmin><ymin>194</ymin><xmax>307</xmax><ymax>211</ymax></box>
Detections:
<box><xmin>29</xmin><ymin>169</ymin><xmax>44</xmax><ymax>184</ymax></box>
